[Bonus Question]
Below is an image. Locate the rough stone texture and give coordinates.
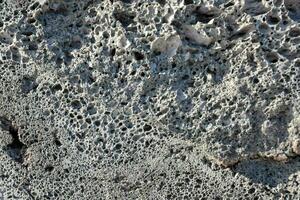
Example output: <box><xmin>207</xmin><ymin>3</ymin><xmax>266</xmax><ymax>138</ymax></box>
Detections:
<box><xmin>0</xmin><ymin>0</ymin><xmax>300</xmax><ymax>199</ymax></box>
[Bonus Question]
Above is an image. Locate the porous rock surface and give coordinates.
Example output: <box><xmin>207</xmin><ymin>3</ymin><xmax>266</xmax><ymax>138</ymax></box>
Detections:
<box><xmin>0</xmin><ymin>0</ymin><xmax>300</xmax><ymax>199</ymax></box>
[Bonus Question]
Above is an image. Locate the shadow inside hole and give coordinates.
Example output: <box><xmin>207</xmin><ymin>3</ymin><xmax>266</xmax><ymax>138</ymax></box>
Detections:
<box><xmin>193</xmin><ymin>5</ymin><xmax>221</xmax><ymax>24</ymax></box>
<box><xmin>232</xmin><ymin>157</ymin><xmax>300</xmax><ymax>187</ymax></box>
<box><xmin>0</xmin><ymin>116</ymin><xmax>26</xmax><ymax>163</ymax></box>
<box><xmin>113</xmin><ymin>10</ymin><xmax>135</xmax><ymax>28</ymax></box>
<box><xmin>21</xmin><ymin>76</ymin><xmax>38</xmax><ymax>94</ymax></box>
<box><xmin>284</xmin><ymin>0</ymin><xmax>300</xmax><ymax>22</ymax></box>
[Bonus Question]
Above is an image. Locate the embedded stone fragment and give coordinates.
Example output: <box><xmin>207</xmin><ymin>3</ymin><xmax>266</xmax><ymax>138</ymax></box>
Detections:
<box><xmin>193</xmin><ymin>5</ymin><xmax>221</xmax><ymax>23</ymax></box>
<box><xmin>151</xmin><ymin>34</ymin><xmax>182</xmax><ymax>57</ymax></box>
<box><xmin>182</xmin><ymin>24</ymin><xmax>212</xmax><ymax>46</ymax></box>
<box><xmin>241</xmin><ymin>0</ymin><xmax>270</xmax><ymax>16</ymax></box>
<box><xmin>272</xmin><ymin>153</ymin><xmax>289</xmax><ymax>162</ymax></box>
<box><xmin>214</xmin><ymin>158</ymin><xmax>239</xmax><ymax>168</ymax></box>
<box><xmin>292</xmin><ymin>139</ymin><xmax>300</xmax><ymax>155</ymax></box>
<box><xmin>230</xmin><ymin>23</ymin><xmax>255</xmax><ymax>40</ymax></box>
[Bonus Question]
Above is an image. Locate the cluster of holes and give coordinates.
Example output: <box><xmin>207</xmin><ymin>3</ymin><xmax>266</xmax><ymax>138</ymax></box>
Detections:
<box><xmin>0</xmin><ymin>2</ymin><xmax>299</xmax><ymax>199</ymax></box>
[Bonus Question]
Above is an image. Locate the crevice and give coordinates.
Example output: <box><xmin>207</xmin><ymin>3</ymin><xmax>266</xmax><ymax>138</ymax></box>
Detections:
<box><xmin>0</xmin><ymin>116</ymin><xmax>27</xmax><ymax>163</ymax></box>
<box><xmin>212</xmin><ymin>152</ymin><xmax>299</xmax><ymax>169</ymax></box>
<box><xmin>229</xmin><ymin>24</ymin><xmax>254</xmax><ymax>40</ymax></box>
<box><xmin>21</xmin><ymin>76</ymin><xmax>38</xmax><ymax>94</ymax></box>
<box><xmin>113</xmin><ymin>10</ymin><xmax>135</xmax><ymax>28</ymax></box>
<box><xmin>193</xmin><ymin>5</ymin><xmax>220</xmax><ymax>23</ymax></box>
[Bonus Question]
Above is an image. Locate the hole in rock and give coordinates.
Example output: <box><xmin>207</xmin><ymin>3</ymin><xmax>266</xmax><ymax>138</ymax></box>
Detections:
<box><xmin>51</xmin><ymin>84</ymin><xmax>62</xmax><ymax>93</ymax></box>
<box><xmin>21</xmin><ymin>76</ymin><xmax>38</xmax><ymax>94</ymax></box>
<box><xmin>71</xmin><ymin>100</ymin><xmax>81</xmax><ymax>109</ymax></box>
<box><xmin>284</xmin><ymin>0</ymin><xmax>300</xmax><ymax>22</ymax></box>
<box><xmin>266</xmin><ymin>13</ymin><xmax>281</xmax><ymax>24</ymax></box>
<box><xmin>265</xmin><ymin>52</ymin><xmax>279</xmax><ymax>63</ymax></box>
<box><xmin>133</xmin><ymin>51</ymin><xmax>144</xmax><ymax>60</ymax></box>
<box><xmin>0</xmin><ymin>117</ymin><xmax>26</xmax><ymax>163</ymax></box>
<box><xmin>143</xmin><ymin>124</ymin><xmax>152</xmax><ymax>131</ymax></box>
<box><xmin>193</xmin><ymin>5</ymin><xmax>220</xmax><ymax>23</ymax></box>
<box><xmin>45</xmin><ymin>165</ymin><xmax>54</xmax><ymax>172</ymax></box>
<box><xmin>156</xmin><ymin>0</ymin><xmax>166</xmax><ymax>5</ymax></box>
<box><xmin>289</xmin><ymin>27</ymin><xmax>300</xmax><ymax>37</ymax></box>
<box><xmin>113</xmin><ymin>11</ymin><xmax>135</xmax><ymax>28</ymax></box>
<box><xmin>184</xmin><ymin>0</ymin><xmax>194</xmax><ymax>5</ymax></box>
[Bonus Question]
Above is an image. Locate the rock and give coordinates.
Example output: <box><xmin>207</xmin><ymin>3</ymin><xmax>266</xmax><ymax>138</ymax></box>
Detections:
<box><xmin>182</xmin><ymin>24</ymin><xmax>212</xmax><ymax>46</ymax></box>
<box><xmin>1</xmin><ymin>0</ymin><xmax>300</xmax><ymax>199</ymax></box>
<box><xmin>151</xmin><ymin>34</ymin><xmax>182</xmax><ymax>57</ymax></box>
<box><xmin>292</xmin><ymin>139</ymin><xmax>300</xmax><ymax>155</ymax></box>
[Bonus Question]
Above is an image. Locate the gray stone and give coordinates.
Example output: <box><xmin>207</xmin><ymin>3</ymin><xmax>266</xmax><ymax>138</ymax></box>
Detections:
<box><xmin>0</xmin><ymin>0</ymin><xmax>300</xmax><ymax>199</ymax></box>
